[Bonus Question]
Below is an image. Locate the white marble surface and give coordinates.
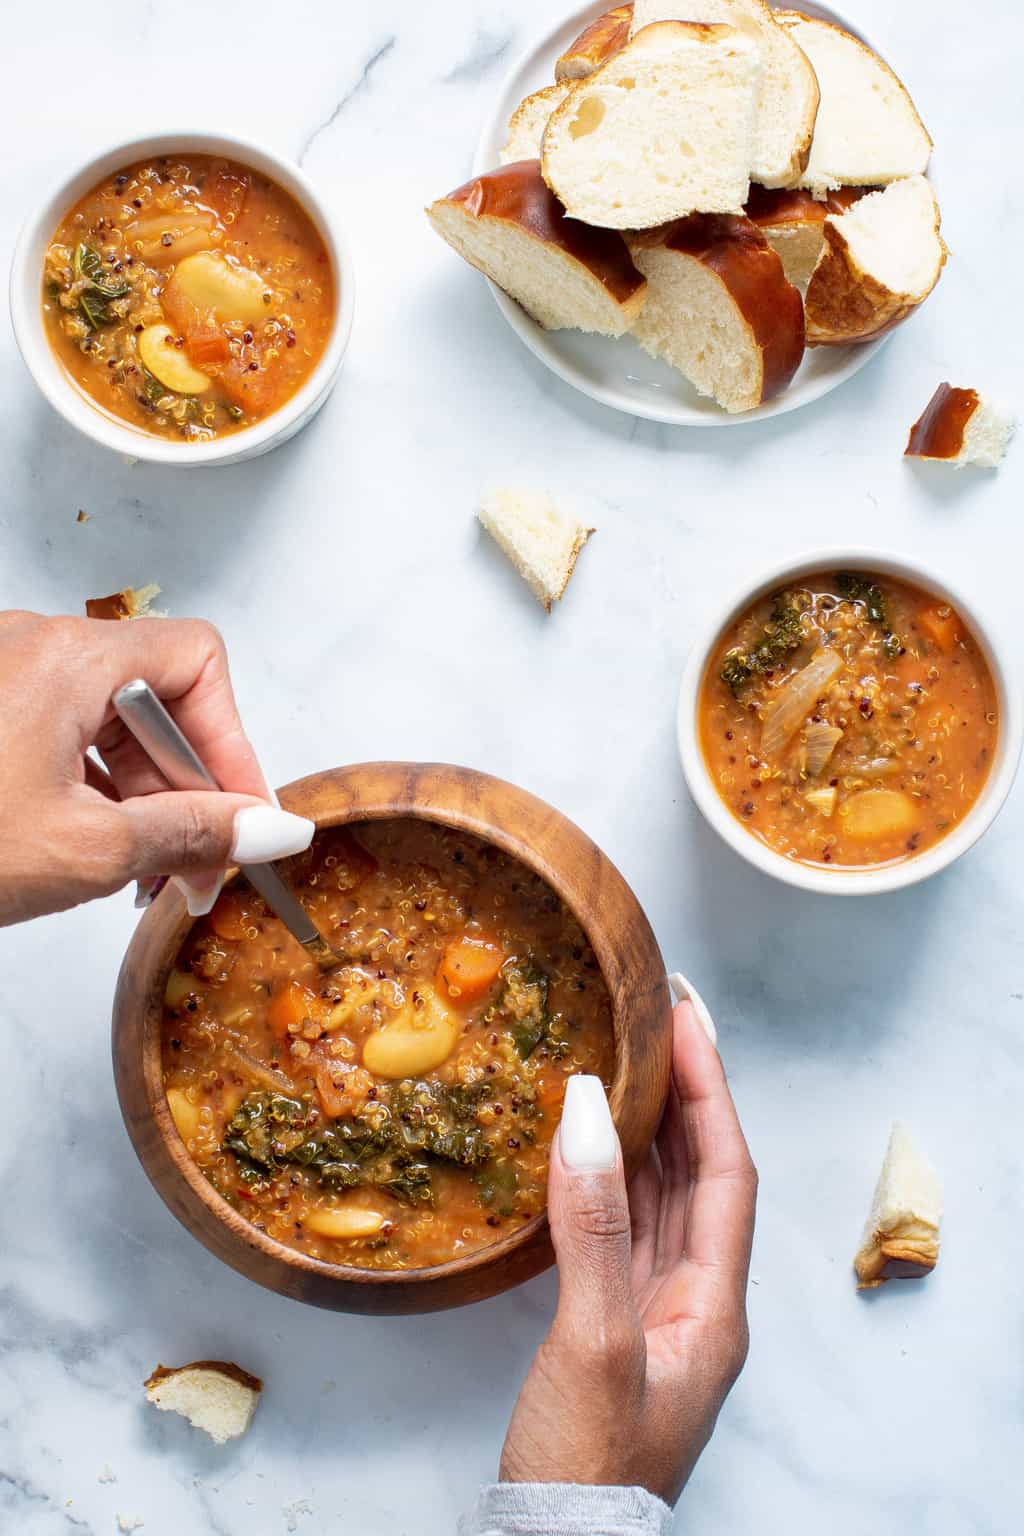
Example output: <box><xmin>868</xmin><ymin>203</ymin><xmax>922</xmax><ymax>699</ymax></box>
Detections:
<box><xmin>1</xmin><ymin>2</ymin><xmax>1022</xmax><ymax>1531</ymax></box>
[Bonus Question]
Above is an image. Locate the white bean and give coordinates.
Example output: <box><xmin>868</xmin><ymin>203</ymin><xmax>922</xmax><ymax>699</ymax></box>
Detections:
<box><xmin>362</xmin><ymin>987</ymin><xmax>459</xmax><ymax>1079</ymax></box>
<box><xmin>171</xmin><ymin>251</ymin><xmax>270</xmax><ymax>324</ymax></box>
<box><xmin>138</xmin><ymin>324</ymin><xmax>211</xmax><ymax>395</ymax></box>
<box><xmin>305</xmin><ymin>1207</ymin><xmax>385</xmax><ymax>1239</ymax></box>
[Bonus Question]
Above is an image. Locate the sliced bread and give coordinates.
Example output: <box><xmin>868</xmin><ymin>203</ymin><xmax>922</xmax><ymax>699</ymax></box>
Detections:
<box><xmin>854</xmin><ymin>1123</ymin><xmax>942</xmax><ymax>1289</ymax></box>
<box><xmin>776</xmin><ymin>13</ymin><xmax>931</xmax><ymax>195</ymax></box>
<box><xmin>804</xmin><ymin>174</ymin><xmax>946</xmax><ymax>345</ymax></box>
<box><xmin>744</xmin><ymin>184</ymin><xmax>865</xmax><ymax>286</ymax></box>
<box><xmin>628</xmin><ymin>214</ymin><xmax>804</xmax><ymax>411</ymax></box>
<box><xmin>478</xmin><ymin>488</ymin><xmax>594</xmax><ymax>611</ymax></box>
<box><xmin>630</xmin><ymin>0</ymin><xmax>819</xmax><ymax>188</ymax></box>
<box><xmin>541</xmin><ymin>22</ymin><xmax>760</xmax><ymax>229</ymax></box>
<box><xmin>905</xmin><ymin>384</ymin><xmax>1016</xmax><ymax>469</ymax></box>
<box><xmin>501</xmin><ymin>85</ymin><xmax>571</xmax><ymax>164</ymax></box>
<box><xmin>144</xmin><ymin>1360</ymin><xmax>262</xmax><ymax>1444</ymax></box>
<box><xmin>426</xmin><ymin>161</ymin><xmax>647</xmax><ymax>336</ymax></box>
<box><xmin>555</xmin><ymin>4</ymin><xmax>634</xmax><ymax>81</ymax></box>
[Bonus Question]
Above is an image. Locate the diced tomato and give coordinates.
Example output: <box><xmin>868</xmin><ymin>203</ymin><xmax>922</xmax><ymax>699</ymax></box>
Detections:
<box><xmin>437</xmin><ymin>935</ymin><xmax>505</xmax><ymax>1005</ymax></box>
<box><xmin>160</xmin><ymin>278</ymin><xmax>231</xmax><ymax>368</ymax></box>
<box><xmin>268</xmin><ymin>980</ymin><xmax>320</xmax><ymax>1039</ymax></box>
<box><xmin>208</xmin><ymin>887</ymin><xmax>251</xmax><ymax>941</ymax></box>
<box><xmin>216</xmin><ymin>356</ymin><xmax>281</xmax><ymax>416</ymax></box>
<box><xmin>204</xmin><ymin>167</ymin><xmax>249</xmax><ymax>224</ymax></box>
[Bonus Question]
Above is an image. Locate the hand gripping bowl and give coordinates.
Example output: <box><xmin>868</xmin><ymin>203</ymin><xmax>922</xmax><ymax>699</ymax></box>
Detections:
<box><xmin>112</xmin><ymin>763</ymin><xmax>672</xmax><ymax>1313</ymax></box>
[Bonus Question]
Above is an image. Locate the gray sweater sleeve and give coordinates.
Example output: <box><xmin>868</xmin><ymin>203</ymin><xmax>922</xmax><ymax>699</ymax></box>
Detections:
<box><xmin>459</xmin><ymin>1483</ymin><xmax>674</xmax><ymax>1536</ymax></box>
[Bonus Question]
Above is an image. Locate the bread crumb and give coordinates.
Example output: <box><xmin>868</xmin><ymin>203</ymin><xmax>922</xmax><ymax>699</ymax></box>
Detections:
<box><xmin>77</xmin><ymin>509</ymin><xmax>90</xmax><ymax>523</ymax></box>
<box><xmin>478</xmin><ymin>488</ymin><xmax>594</xmax><ymax>611</ymax></box>
<box><xmin>116</xmin><ymin>1516</ymin><xmax>144</xmax><ymax>1533</ymax></box>
<box><xmin>98</xmin><ymin>1465</ymin><xmax>117</xmax><ymax>1484</ymax></box>
<box><xmin>86</xmin><ymin>583</ymin><xmax>163</xmax><ymax>622</ymax></box>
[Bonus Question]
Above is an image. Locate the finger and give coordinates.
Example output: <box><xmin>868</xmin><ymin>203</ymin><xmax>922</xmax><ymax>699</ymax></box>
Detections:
<box><xmin>84</xmin><ymin>756</ymin><xmax>120</xmax><ymax>802</ymax></box>
<box><xmin>654</xmin><ymin>1066</ymin><xmax>691</xmax><ymax>1273</ymax></box>
<box><xmin>548</xmin><ymin>1077</ymin><xmax>641</xmax><ymax>1356</ymax></box>
<box><xmin>94</xmin><ymin>728</ymin><xmax>172</xmax><ymax>799</ymax></box>
<box><xmin>628</xmin><ymin>1147</ymin><xmax>661</xmax><ymax>1294</ymax></box>
<box><xmin>672</xmin><ymin>1002</ymin><xmax>757</xmax><ymax>1302</ymax></box>
<box><xmin>63</xmin><ymin>616</ymin><xmax>270</xmax><ymax>799</ymax></box>
<box><xmin>108</xmin><ymin>791</ymin><xmax>315</xmax><ymax>884</ymax></box>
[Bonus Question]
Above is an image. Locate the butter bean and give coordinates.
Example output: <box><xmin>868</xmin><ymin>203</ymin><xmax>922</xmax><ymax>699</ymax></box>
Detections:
<box><xmin>166</xmin><ymin>1087</ymin><xmax>201</xmax><ymax>1144</ymax></box>
<box><xmin>171</xmin><ymin>251</ymin><xmax>270</xmax><ymax>324</ymax></box>
<box><xmin>362</xmin><ymin>987</ymin><xmax>458</xmax><ymax>1079</ymax></box>
<box><xmin>305</xmin><ymin>1207</ymin><xmax>386</xmax><ymax>1239</ymax></box>
<box><xmin>138</xmin><ymin>324</ymin><xmax>211</xmax><ymax>395</ymax></box>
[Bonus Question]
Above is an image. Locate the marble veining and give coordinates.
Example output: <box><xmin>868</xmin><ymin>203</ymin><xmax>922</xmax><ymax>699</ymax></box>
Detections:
<box><xmin>0</xmin><ymin>0</ymin><xmax>1022</xmax><ymax>1532</ymax></box>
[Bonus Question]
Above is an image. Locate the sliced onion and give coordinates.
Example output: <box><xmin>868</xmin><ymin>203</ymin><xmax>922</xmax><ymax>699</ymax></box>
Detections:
<box><xmin>761</xmin><ymin>649</ymin><xmax>843</xmax><ymax>761</ymax></box>
<box><xmin>804</xmin><ymin>721</ymin><xmax>844</xmax><ymax>776</ymax></box>
<box><xmin>848</xmin><ymin>756</ymin><xmax>898</xmax><ymax>779</ymax></box>
<box><xmin>223</xmin><ymin>1045</ymin><xmax>298</xmax><ymax>1095</ymax></box>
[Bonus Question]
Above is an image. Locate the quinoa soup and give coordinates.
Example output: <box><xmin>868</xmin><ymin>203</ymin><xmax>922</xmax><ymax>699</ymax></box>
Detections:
<box><xmin>42</xmin><ymin>154</ymin><xmax>333</xmax><ymax>442</ymax></box>
<box><xmin>160</xmin><ymin>820</ymin><xmax>614</xmax><ymax>1270</ymax></box>
<box><xmin>699</xmin><ymin>571</ymin><xmax>999</xmax><ymax>869</ymax></box>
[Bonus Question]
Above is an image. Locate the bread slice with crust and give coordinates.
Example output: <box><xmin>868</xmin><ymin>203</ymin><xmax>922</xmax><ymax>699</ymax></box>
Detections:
<box><xmin>630</xmin><ymin>0</ymin><xmax>819</xmax><ymax>188</ymax></box>
<box><xmin>854</xmin><ymin>1123</ymin><xmax>942</xmax><ymax>1289</ymax></box>
<box><xmin>426</xmin><ymin>161</ymin><xmax>647</xmax><ymax>336</ymax></box>
<box><xmin>542</xmin><ymin>22</ymin><xmax>760</xmax><ymax>229</ymax></box>
<box><xmin>744</xmin><ymin>184</ymin><xmax>866</xmax><ymax>286</ymax></box>
<box><xmin>804</xmin><ymin>175</ymin><xmax>946</xmax><ymax>345</ymax></box>
<box><xmin>478</xmin><ymin>488</ymin><xmax>594</xmax><ymax>610</ymax></box>
<box><xmin>905</xmin><ymin>385</ymin><xmax>1016</xmax><ymax>469</ymax></box>
<box><xmin>85</xmin><ymin>584</ymin><xmax>162</xmax><ymax>621</ymax></box>
<box><xmin>556</xmin><ymin>4</ymin><xmax>634</xmax><ymax>81</ymax></box>
<box><xmin>501</xmin><ymin>86</ymin><xmax>571</xmax><ymax>163</ymax></box>
<box><xmin>776</xmin><ymin>12</ymin><xmax>931</xmax><ymax>195</ymax></box>
<box><xmin>144</xmin><ymin>1360</ymin><xmax>262</xmax><ymax>1444</ymax></box>
<box><xmin>628</xmin><ymin>214</ymin><xmax>805</xmax><ymax>411</ymax></box>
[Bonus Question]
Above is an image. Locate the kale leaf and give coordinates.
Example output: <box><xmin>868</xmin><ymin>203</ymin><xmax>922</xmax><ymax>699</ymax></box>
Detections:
<box><xmin>720</xmin><ymin>593</ymin><xmax>805</xmax><ymax>696</ymax></box>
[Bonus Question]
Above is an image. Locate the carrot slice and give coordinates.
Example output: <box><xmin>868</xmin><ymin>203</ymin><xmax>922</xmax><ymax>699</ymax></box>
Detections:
<box><xmin>268</xmin><ymin>980</ymin><xmax>320</xmax><ymax>1040</ymax></box>
<box><xmin>437</xmin><ymin>936</ymin><xmax>505</xmax><ymax>1004</ymax></box>
<box><xmin>208</xmin><ymin>887</ymin><xmax>251</xmax><ymax>941</ymax></box>
<box><xmin>918</xmin><ymin>605</ymin><xmax>962</xmax><ymax>653</ymax></box>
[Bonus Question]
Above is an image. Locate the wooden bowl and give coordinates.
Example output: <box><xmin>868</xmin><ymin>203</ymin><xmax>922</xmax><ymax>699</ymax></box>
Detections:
<box><xmin>113</xmin><ymin>763</ymin><xmax>672</xmax><ymax>1313</ymax></box>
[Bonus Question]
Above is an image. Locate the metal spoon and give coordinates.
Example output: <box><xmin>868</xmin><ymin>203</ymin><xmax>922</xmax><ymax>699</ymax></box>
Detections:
<box><xmin>113</xmin><ymin>678</ymin><xmax>343</xmax><ymax>971</ymax></box>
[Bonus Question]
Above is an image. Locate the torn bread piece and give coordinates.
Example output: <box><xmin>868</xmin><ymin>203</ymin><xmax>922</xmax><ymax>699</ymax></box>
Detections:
<box><xmin>85</xmin><ymin>583</ymin><xmax>162</xmax><ymax>621</ymax></box>
<box><xmin>854</xmin><ymin>1123</ymin><xmax>942</xmax><ymax>1289</ymax></box>
<box><xmin>776</xmin><ymin>12</ymin><xmax>931</xmax><ymax>195</ymax></box>
<box><xmin>555</xmin><ymin>3</ymin><xmax>634</xmax><ymax>81</ymax></box>
<box><xmin>804</xmin><ymin>175</ymin><xmax>946</xmax><ymax>346</ymax></box>
<box><xmin>426</xmin><ymin>161</ymin><xmax>646</xmax><ymax>336</ymax></box>
<box><xmin>478</xmin><ymin>488</ymin><xmax>594</xmax><ymax>611</ymax></box>
<box><xmin>501</xmin><ymin>85</ymin><xmax>571</xmax><ymax>164</ymax></box>
<box><xmin>744</xmin><ymin>184</ymin><xmax>866</xmax><ymax>287</ymax></box>
<box><xmin>144</xmin><ymin>1360</ymin><xmax>262</xmax><ymax>1444</ymax></box>
<box><xmin>905</xmin><ymin>384</ymin><xmax>1016</xmax><ymax>469</ymax></box>
<box><xmin>628</xmin><ymin>214</ymin><xmax>805</xmax><ymax>412</ymax></box>
<box><xmin>541</xmin><ymin>22</ymin><xmax>760</xmax><ymax>229</ymax></box>
<box><xmin>630</xmin><ymin>0</ymin><xmax>819</xmax><ymax>188</ymax></box>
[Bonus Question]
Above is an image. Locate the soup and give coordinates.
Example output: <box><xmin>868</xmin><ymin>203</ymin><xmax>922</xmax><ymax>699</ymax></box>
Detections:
<box><xmin>699</xmin><ymin>571</ymin><xmax>998</xmax><ymax>868</ymax></box>
<box><xmin>42</xmin><ymin>154</ymin><xmax>333</xmax><ymax>441</ymax></box>
<box><xmin>160</xmin><ymin>820</ymin><xmax>614</xmax><ymax>1269</ymax></box>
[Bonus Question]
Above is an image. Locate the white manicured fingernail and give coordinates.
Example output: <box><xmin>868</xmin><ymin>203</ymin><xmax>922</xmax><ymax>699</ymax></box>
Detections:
<box><xmin>668</xmin><ymin>972</ymin><xmax>718</xmax><ymax>1047</ymax></box>
<box><xmin>559</xmin><ymin>1075</ymin><xmax>618</xmax><ymax>1172</ymax></box>
<box><xmin>172</xmin><ymin>871</ymin><xmax>225</xmax><ymax>918</ymax></box>
<box><xmin>231</xmin><ymin>806</ymin><xmax>315</xmax><ymax>863</ymax></box>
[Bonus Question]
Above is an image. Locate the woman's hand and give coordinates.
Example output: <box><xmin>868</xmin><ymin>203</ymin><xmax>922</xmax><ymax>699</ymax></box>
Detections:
<box><xmin>0</xmin><ymin>610</ymin><xmax>313</xmax><ymax>927</ymax></box>
<box><xmin>500</xmin><ymin>991</ymin><xmax>757</xmax><ymax>1504</ymax></box>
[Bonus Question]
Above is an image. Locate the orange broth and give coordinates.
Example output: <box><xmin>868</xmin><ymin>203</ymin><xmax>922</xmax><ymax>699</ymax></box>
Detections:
<box><xmin>42</xmin><ymin>154</ymin><xmax>333</xmax><ymax>441</ymax></box>
<box><xmin>160</xmin><ymin>821</ymin><xmax>614</xmax><ymax>1270</ymax></box>
<box><xmin>699</xmin><ymin>571</ymin><xmax>998</xmax><ymax>869</ymax></box>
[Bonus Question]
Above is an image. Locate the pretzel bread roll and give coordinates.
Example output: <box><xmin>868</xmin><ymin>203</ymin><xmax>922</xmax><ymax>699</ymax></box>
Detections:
<box><xmin>555</xmin><ymin>4</ymin><xmax>633</xmax><ymax>80</ymax></box>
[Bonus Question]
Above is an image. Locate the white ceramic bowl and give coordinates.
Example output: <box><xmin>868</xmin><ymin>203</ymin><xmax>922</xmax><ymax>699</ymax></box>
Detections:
<box><xmin>677</xmin><ymin>549</ymin><xmax>1023</xmax><ymax>895</ymax></box>
<box><xmin>9</xmin><ymin>132</ymin><xmax>355</xmax><ymax>467</ymax></box>
<box><xmin>474</xmin><ymin>0</ymin><xmax>889</xmax><ymax>427</ymax></box>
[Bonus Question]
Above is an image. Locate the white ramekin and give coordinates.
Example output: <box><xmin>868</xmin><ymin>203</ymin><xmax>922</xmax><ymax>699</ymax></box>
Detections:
<box><xmin>677</xmin><ymin>548</ymin><xmax>1023</xmax><ymax>895</ymax></box>
<box><xmin>9</xmin><ymin>132</ymin><xmax>355</xmax><ymax>467</ymax></box>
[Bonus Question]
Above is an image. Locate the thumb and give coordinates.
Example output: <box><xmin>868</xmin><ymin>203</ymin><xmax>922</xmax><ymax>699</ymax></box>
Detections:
<box><xmin>114</xmin><ymin>793</ymin><xmax>315</xmax><ymax>912</ymax></box>
<box><xmin>549</xmin><ymin>1076</ymin><xmax>640</xmax><ymax>1351</ymax></box>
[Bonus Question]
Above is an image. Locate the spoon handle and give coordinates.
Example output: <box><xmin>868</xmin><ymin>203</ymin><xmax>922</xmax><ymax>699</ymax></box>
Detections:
<box><xmin>113</xmin><ymin>678</ymin><xmax>341</xmax><ymax>970</ymax></box>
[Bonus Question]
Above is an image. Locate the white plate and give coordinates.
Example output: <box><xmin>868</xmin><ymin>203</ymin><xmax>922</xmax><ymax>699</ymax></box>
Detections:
<box><xmin>473</xmin><ymin>0</ymin><xmax>889</xmax><ymax>426</ymax></box>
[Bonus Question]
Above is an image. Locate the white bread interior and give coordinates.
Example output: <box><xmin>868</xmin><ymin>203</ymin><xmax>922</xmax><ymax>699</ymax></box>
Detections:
<box><xmin>478</xmin><ymin>488</ymin><xmax>594</xmax><ymax>610</ymax></box>
<box><xmin>501</xmin><ymin>85</ymin><xmax>570</xmax><ymax>164</ymax></box>
<box><xmin>804</xmin><ymin>175</ymin><xmax>945</xmax><ymax>344</ymax></box>
<box><xmin>854</xmin><ymin>1122</ymin><xmax>942</xmax><ymax>1288</ymax></box>
<box><xmin>541</xmin><ymin>22</ymin><xmax>760</xmax><ymax>228</ymax></box>
<box><xmin>630</xmin><ymin>0</ymin><xmax>819</xmax><ymax>188</ymax></box>
<box><xmin>776</xmin><ymin>12</ymin><xmax>931</xmax><ymax>195</ymax></box>
<box><xmin>757</xmin><ymin>217</ymin><xmax>823</xmax><ymax>286</ymax></box>
<box><xmin>956</xmin><ymin>398</ymin><xmax>1016</xmax><ymax>468</ymax></box>
<box><xmin>427</xmin><ymin>186</ymin><xmax>645</xmax><ymax>338</ymax></box>
<box><xmin>144</xmin><ymin>1361</ymin><xmax>262</xmax><ymax>1444</ymax></box>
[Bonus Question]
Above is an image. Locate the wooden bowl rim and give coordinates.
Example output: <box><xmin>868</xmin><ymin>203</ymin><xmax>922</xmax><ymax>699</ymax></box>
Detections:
<box><xmin>126</xmin><ymin>761</ymin><xmax>668</xmax><ymax>1292</ymax></box>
